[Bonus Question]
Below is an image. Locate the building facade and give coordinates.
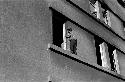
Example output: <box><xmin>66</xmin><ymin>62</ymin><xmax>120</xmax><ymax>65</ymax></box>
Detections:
<box><xmin>0</xmin><ymin>0</ymin><xmax>125</xmax><ymax>82</ymax></box>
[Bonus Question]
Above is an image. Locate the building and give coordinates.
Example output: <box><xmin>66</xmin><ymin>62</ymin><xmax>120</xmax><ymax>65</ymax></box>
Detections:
<box><xmin>0</xmin><ymin>0</ymin><xmax>125</xmax><ymax>82</ymax></box>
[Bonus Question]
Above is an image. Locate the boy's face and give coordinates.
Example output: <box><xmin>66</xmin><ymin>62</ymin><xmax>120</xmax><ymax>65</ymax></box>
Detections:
<box><xmin>66</xmin><ymin>28</ymin><xmax>72</xmax><ymax>38</ymax></box>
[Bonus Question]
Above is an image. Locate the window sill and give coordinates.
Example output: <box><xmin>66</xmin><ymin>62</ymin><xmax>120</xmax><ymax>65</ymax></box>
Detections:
<box><xmin>47</xmin><ymin>43</ymin><xmax>124</xmax><ymax>80</ymax></box>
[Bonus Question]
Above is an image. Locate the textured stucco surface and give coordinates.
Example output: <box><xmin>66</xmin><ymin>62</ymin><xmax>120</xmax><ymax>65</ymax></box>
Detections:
<box><xmin>0</xmin><ymin>0</ymin><xmax>52</xmax><ymax>82</ymax></box>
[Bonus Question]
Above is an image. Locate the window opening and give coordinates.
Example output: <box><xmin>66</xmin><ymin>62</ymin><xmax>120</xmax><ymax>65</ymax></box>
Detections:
<box><xmin>51</xmin><ymin>8</ymin><xmax>67</xmax><ymax>47</ymax></box>
<box><xmin>100</xmin><ymin>4</ymin><xmax>111</xmax><ymax>27</ymax></box>
<box><xmin>51</xmin><ymin>8</ymin><xmax>77</xmax><ymax>55</ymax></box>
<box><xmin>108</xmin><ymin>44</ymin><xmax>116</xmax><ymax>71</ymax></box>
<box><xmin>94</xmin><ymin>35</ymin><xmax>103</xmax><ymax>66</ymax></box>
<box><xmin>89</xmin><ymin>0</ymin><xmax>100</xmax><ymax>19</ymax></box>
<box><xmin>94</xmin><ymin>35</ymin><xmax>112</xmax><ymax>71</ymax></box>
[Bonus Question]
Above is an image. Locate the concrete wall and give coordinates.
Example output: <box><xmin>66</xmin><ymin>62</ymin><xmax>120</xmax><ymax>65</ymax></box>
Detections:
<box><xmin>0</xmin><ymin>0</ymin><xmax>52</xmax><ymax>82</ymax></box>
<box><xmin>108</xmin><ymin>11</ymin><xmax>125</xmax><ymax>39</ymax></box>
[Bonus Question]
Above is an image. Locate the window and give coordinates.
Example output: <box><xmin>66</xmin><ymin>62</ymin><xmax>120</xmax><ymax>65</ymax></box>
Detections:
<box><xmin>51</xmin><ymin>8</ymin><xmax>77</xmax><ymax>55</ymax></box>
<box><xmin>108</xmin><ymin>44</ymin><xmax>116</xmax><ymax>71</ymax></box>
<box><xmin>94</xmin><ymin>34</ymin><xmax>117</xmax><ymax>71</ymax></box>
<box><xmin>100</xmin><ymin>4</ymin><xmax>111</xmax><ymax>27</ymax></box>
<box><xmin>89</xmin><ymin>0</ymin><xmax>111</xmax><ymax>27</ymax></box>
<box><xmin>94</xmin><ymin>35</ymin><xmax>103</xmax><ymax>66</ymax></box>
<box><xmin>51</xmin><ymin>8</ymin><xmax>67</xmax><ymax>48</ymax></box>
<box><xmin>89</xmin><ymin>0</ymin><xmax>100</xmax><ymax>19</ymax></box>
<box><xmin>103</xmin><ymin>10</ymin><xmax>111</xmax><ymax>27</ymax></box>
<box><xmin>95</xmin><ymin>38</ymin><xmax>121</xmax><ymax>73</ymax></box>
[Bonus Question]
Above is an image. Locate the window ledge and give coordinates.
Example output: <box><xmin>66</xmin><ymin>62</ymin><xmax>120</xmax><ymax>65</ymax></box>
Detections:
<box><xmin>47</xmin><ymin>43</ymin><xmax>125</xmax><ymax>80</ymax></box>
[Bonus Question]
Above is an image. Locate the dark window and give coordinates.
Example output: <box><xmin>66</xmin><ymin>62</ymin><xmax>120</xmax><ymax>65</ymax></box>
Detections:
<box><xmin>50</xmin><ymin>8</ymin><xmax>77</xmax><ymax>55</ymax></box>
<box><xmin>94</xmin><ymin>35</ymin><xmax>103</xmax><ymax>66</ymax></box>
<box><xmin>51</xmin><ymin>8</ymin><xmax>67</xmax><ymax>47</ymax></box>
<box><xmin>108</xmin><ymin>44</ymin><xmax>116</xmax><ymax>71</ymax></box>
